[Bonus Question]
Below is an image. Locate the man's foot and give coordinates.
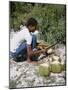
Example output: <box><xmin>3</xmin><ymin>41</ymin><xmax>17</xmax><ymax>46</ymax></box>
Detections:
<box><xmin>30</xmin><ymin>61</ymin><xmax>38</xmax><ymax>64</ymax></box>
<box><xmin>27</xmin><ymin>60</ymin><xmax>38</xmax><ymax>64</ymax></box>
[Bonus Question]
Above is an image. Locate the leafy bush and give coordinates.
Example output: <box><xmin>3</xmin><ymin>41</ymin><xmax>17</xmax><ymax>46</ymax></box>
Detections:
<box><xmin>9</xmin><ymin>2</ymin><xmax>66</xmax><ymax>44</ymax></box>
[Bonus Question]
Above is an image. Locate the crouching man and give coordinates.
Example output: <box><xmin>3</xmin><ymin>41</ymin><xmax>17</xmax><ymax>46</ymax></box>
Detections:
<box><xmin>10</xmin><ymin>18</ymin><xmax>45</xmax><ymax>63</ymax></box>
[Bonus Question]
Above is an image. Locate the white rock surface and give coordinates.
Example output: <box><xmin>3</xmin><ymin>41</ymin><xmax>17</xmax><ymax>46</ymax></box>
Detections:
<box><xmin>9</xmin><ymin>36</ymin><xmax>66</xmax><ymax>88</ymax></box>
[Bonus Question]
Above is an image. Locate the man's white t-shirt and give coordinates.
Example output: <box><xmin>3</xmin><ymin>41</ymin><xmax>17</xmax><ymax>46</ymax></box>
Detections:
<box><xmin>10</xmin><ymin>26</ymin><xmax>32</xmax><ymax>53</ymax></box>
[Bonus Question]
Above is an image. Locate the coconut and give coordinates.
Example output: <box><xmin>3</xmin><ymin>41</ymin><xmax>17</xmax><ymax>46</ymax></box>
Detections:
<box><xmin>39</xmin><ymin>63</ymin><xmax>50</xmax><ymax>76</ymax></box>
<box><xmin>61</xmin><ymin>61</ymin><xmax>65</xmax><ymax>71</ymax></box>
<box><xmin>50</xmin><ymin>61</ymin><xmax>62</xmax><ymax>73</ymax></box>
<box><xmin>47</xmin><ymin>48</ymin><xmax>53</xmax><ymax>54</ymax></box>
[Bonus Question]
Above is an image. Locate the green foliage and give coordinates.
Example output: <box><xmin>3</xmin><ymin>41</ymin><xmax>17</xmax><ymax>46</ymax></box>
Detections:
<box><xmin>9</xmin><ymin>2</ymin><xmax>66</xmax><ymax>44</ymax></box>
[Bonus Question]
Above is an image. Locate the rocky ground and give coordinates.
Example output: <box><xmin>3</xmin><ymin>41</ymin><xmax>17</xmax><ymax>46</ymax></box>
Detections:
<box><xmin>9</xmin><ymin>44</ymin><xmax>66</xmax><ymax>89</ymax></box>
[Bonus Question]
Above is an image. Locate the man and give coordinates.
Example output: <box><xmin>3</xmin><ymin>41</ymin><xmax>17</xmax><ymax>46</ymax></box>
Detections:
<box><xmin>10</xmin><ymin>18</ymin><xmax>45</xmax><ymax>63</ymax></box>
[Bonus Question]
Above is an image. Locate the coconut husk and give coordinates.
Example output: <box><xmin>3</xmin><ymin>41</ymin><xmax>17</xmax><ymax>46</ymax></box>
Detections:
<box><xmin>37</xmin><ymin>41</ymin><xmax>50</xmax><ymax>50</ymax></box>
<box><xmin>50</xmin><ymin>61</ymin><xmax>62</xmax><ymax>73</ymax></box>
<box><xmin>39</xmin><ymin>63</ymin><xmax>50</xmax><ymax>76</ymax></box>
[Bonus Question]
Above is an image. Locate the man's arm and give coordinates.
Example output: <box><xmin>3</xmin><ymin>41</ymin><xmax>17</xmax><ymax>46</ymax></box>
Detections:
<box><xmin>27</xmin><ymin>45</ymin><xmax>45</xmax><ymax>61</ymax></box>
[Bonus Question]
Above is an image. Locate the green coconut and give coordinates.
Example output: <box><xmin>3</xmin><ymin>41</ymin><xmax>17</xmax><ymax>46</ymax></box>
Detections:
<box><xmin>61</xmin><ymin>61</ymin><xmax>65</xmax><ymax>71</ymax></box>
<box><xmin>51</xmin><ymin>61</ymin><xmax>62</xmax><ymax>73</ymax></box>
<box><xmin>39</xmin><ymin>63</ymin><xmax>50</xmax><ymax>76</ymax></box>
<box><xmin>61</xmin><ymin>64</ymin><xmax>65</xmax><ymax>71</ymax></box>
<box><xmin>49</xmin><ymin>64</ymin><xmax>52</xmax><ymax>72</ymax></box>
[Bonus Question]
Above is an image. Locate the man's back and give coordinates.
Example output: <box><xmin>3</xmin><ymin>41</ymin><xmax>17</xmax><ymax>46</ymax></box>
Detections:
<box><xmin>10</xmin><ymin>26</ymin><xmax>32</xmax><ymax>53</ymax></box>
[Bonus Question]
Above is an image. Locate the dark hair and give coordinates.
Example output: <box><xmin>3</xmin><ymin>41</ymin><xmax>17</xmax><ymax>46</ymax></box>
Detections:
<box><xmin>26</xmin><ymin>18</ymin><xmax>38</xmax><ymax>27</ymax></box>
